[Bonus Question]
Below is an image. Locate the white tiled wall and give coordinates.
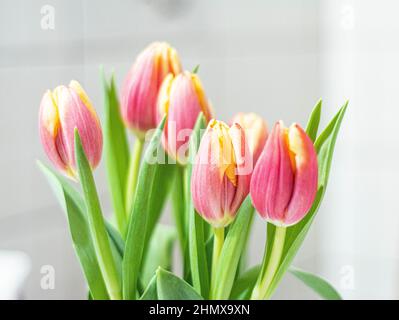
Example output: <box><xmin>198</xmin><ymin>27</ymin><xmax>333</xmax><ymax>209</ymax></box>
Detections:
<box><xmin>318</xmin><ymin>0</ymin><xmax>399</xmax><ymax>299</ymax></box>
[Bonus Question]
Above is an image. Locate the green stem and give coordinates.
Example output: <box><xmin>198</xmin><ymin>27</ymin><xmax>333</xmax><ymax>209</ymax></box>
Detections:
<box><xmin>251</xmin><ymin>225</ymin><xmax>286</xmax><ymax>300</ymax></box>
<box><xmin>210</xmin><ymin>227</ymin><xmax>224</xmax><ymax>299</ymax></box>
<box><xmin>125</xmin><ymin>138</ymin><xmax>144</xmax><ymax>218</ymax></box>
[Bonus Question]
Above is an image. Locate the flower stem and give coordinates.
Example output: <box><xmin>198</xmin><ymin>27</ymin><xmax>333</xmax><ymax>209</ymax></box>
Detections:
<box><xmin>125</xmin><ymin>138</ymin><xmax>144</xmax><ymax>219</ymax></box>
<box><xmin>210</xmin><ymin>227</ymin><xmax>224</xmax><ymax>299</ymax></box>
<box><xmin>251</xmin><ymin>225</ymin><xmax>286</xmax><ymax>300</ymax></box>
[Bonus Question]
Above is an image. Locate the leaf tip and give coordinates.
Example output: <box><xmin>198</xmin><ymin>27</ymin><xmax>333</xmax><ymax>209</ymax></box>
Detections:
<box><xmin>192</xmin><ymin>64</ymin><xmax>200</xmax><ymax>74</ymax></box>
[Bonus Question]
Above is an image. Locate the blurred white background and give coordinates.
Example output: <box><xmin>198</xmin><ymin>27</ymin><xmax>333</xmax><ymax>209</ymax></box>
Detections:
<box><xmin>0</xmin><ymin>0</ymin><xmax>397</xmax><ymax>299</ymax></box>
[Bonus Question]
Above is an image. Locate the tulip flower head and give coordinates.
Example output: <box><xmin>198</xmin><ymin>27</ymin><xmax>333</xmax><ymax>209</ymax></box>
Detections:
<box><xmin>121</xmin><ymin>42</ymin><xmax>182</xmax><ymax>138</ymax></box>
<box><xmin>250</xmin><ymin>121</ymin><xmax>318</xmax><ymax>227</ymax></box>
<box><xmin>157</xmin><ymin>71</ymin><xmax>213</xmax><ymax>164</ymax></box>
<box><xmin>191</xmin><ymin>120</ymin><xmax>251</xmax><ymax>228</ymax></box>
<box><xmin>231</xmin><ymin>112</ymin><xmax>268</xmax><ymax>165</ymax></box>
<box><xmin>39</xmin><ymin>80</ymin><xmax>103</xmax><ymax>179</ymax></box>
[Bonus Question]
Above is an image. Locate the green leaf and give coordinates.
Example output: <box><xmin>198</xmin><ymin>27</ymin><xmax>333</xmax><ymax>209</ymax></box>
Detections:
<box><xmin>141</xmin><ymin>225</ymin><xmax>176</xmax><ymax>287</ymax></box>
<box><xmin>235</xmin><ymin>212</ymin><xmax>255</xmax><ymax>282</ymax></box>
<box><xmin>187</xmin><ymin>113</ymin><xmax>210</xmax><ymax>298</ymax></box>
<box><xmin>262</xmin><ymin>102</ymin><xmax>348</xmax><ymax>299</ymax></box>
<box><xmin>230</xmin><ymin>265</ymin><xmax>260</xmax><ymax>300</ymax></box>
<box><xmin>211</xmin><ymin>197</ymin><xmax>255</xmax><ymax>299</ymax></box>
<box><xmin>314</xmin><ymin>101</ymin><xmax>349</xmax><ymax>188</ymax></box>
<box><xmin>192</xmin><ymin>64</ymin><xmax>200</xmax><ymax>74</ymax></box>
<box><xmin>171</xmin><ymin>164</ymin><xmax>187</xmax><ymax>263</ymax></box>
<box><xmin>140</xmin><ymin>157</ymin><xmax>175</xmax><ymax>287</ymax></box>
<box><xmin>140</xmin><ymin>275</ymin><xmax>158</xmax><ymax>300</ymax></box>
<box><xmin>105</xmin><ymin>222</ymin><xmax>125</xmax><ymax>258</ymax></box>
<box><xmin>75</xmin><ymin>130</ymin><xmax>122</xmax><ymax>300</ymax></box>
<box><xmin>102</xmin><ymin>69</ymin><xmax>130</xmax><ymax>237</ymax></box>
<box><xmin>145</xmin><ymin>157</ymin><xmax>175</xmax><ymax>245</ymax></box>
<box><xmin>38</xmin><ymin>161</ymin><xmax>124</xmax><ymax>299</ymax></box>
<box><xmin>205</xmin><ymin>235</ymin><xmax>214</xmax><ymax>277</ymax></box>
<box><xmin>37</xmin><ymin>161</ymin><xmax>109</xmax><ymax>300</ymax></box>
<box><xmin>305</xmin><ymin>99</ymin><xmax>322</xmax><ymax>142</ymax></box>
<box><xmin>289</xmin><ymin>267</ymin><xmax>342</xmax><ymax>300</ymax></box>
<box><xmin>156</xmin><ymin>268</ymin><xmax>203</xmax><ymax>300</ymax></box>
<box><xmin>105</xmin><ymin>222</ymin><xmax>124</xmax><ymax>284</ymax></box>
<box><xmin>122</xmin><ymin>117</ymin><xmax>166</xmax><ymax>300</ymax></box>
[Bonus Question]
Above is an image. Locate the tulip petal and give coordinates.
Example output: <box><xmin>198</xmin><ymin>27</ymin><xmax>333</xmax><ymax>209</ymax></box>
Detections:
<box><xmin>57</xmin><ymin>86</ymin><xmax>102</xmax><ymax>171</ymax></box>
<box><xmin>231</xmin><ymin>112</ymin><xmax>268</xmax><ymax>164</ymax></box>
<box><xmin>191</xmin><ymin>129</ymin><xmax>225</xmax><ymax>225</ymax></box>
<box><xmin>163</xmin><ymin>72</ymin><xmax>206</xmax><ymax>164</ymax></box>
<box><xmin>228</xmin><ymin>123</ymin><xmax>251</xmax><ymax>215</ymax></box>
<box><xmin>284</xmin><ymin>124</ymin><xmax>318</xmax><ymax>225</ymax></box>
<box><xmin>250</xmin><ymin>122</ymin><xmax>294</xmax><ymax>224</ymax></box>
<box><xmin>39</xmin><ymin>90</ymin><xmax>67</xmax><ymax>173</ymax></box>
<box><xmin>121</xmin><ymin>48</ymin><xmax>159</xmax><ymax>134</ymax></box>
<box><xmin>191</xmin><ymin>121</ymin><xmax>251</xmax><ymax>228</ymax></box>
<box><xmin>121</xmin><ymin>42</ymin><xmax>182</xmax><ymax>137</ymax></box>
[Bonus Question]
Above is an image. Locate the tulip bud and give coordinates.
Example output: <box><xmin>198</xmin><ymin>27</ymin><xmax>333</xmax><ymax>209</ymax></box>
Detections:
<box><xmin>191</xmin><ymin>120</ymin><xmax>251</xmax><ymax>228</ymax></box>
<box><xmin>231</xmin><ymin>112</ymin><xmax>268</xmax><ymax>164</ymax></box>
<box><xmin>157</xmin><ymin>71</ymin><xmax>213</xmax><ymax>164</ymax></box>
<box><xmin>250</xmin><ymin>121</ymin><xmax>318</xmax><ymax>226</ymax></box>
<box><xmin>121</xmin><ymin>42</ymin><xmax>182</xmax><ymax>138</ymax></box>
<box><xmin>39</xmin><ymin>80</ymin><xmax>103</xmax><ymax>178</ymax></box>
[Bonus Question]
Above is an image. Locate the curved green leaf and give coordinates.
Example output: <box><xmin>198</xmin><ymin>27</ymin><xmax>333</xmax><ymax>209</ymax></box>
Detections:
<box><xmin>142</xmin><ymin>225</ymin><xmax>176</xmax><ymax>287</ymax></box>
<box><xmin>146</xmin><ymin>159</ymin><xmax>175</xmax><ymax>244</ymax></box>
<box><xmin>211</xmin><ymin>197</ymin><xmax>255</xmax><ymax>299</ymax></box>
<box><xmin>75</xmin><ymin>130</ymin><xmax>121</xmax><ymax>300</ymax></box>
<box><xmin>140</xmin><ymin>275</ymin><xmax>158</xmax><ymax>300</ymax></box>
<box><xmin>122</xmin><ymin>117</ymin><xmax>166</xmax><ymax>300</ymax></box>
<box><xmin>289</xmin><ymin>267</ymin><xmax>342</xmax><ymax>300</ymax></box>
<box><xmin>305</xmin><ymin>99</ymin><xmax>322</xmax><ymax>142</ymax></box>
<box><xmin>37</xmin><ymin>161</ymin><xmax>109</xmax><ymax>300</ymax></box>
<box><xmin>187</xmin><ymin>113</ymin><xmax>209</xmax><ymax>298</ymax></box>
<box><xmin>105</xmin><ymin>222</ymin><xmax>125</xmax><ymax>258</ymax></box>
<box><xmin>102</xmin><ymin>69</ymin><xmax>130</xmax><ymax>236</ymax></box>
<box><xmin>230</xmin><ymin>265</ymin><xmax>260</xmax><ymax>300</ymax></box>
<box><xmin>171</xmin><ymin>164</ymin><xmax>189</xmax><ymax>278</ymax></box>
<box><xmin>156</xmin><ymin>268</ymin><xmax>203</xmax><ymax>300</ymax></box>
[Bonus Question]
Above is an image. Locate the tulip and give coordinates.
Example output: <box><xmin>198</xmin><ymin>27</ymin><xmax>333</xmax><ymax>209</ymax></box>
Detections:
<box><xmin>39</xmin><ymin>80</ymin><xmax>103</xmax><ymax>178</ymax></box>
<box><xmin>121</xmin><ymin>42</ymin><xmax>182</xmax><ymax>138</ymax></box>
<box><xmin>157</xmin><ymin>71</ymin><xmax>213</xmax><ymax>164</ymax></box>
<box><xmin>250</xmin><ymin>121</ymin><xmax>318</xmax><ymax>227</ymax></box>
<box><xmin>231</xmin><ymin>112</ymin><xmax>268</xmax><ymax>164</ymax></box>
<box><xmin>191</xmin><ymin>119</ymin><xmax>251</xmax><ymax>228</ymax></box>
<box><xmin>249</xmin><ymin>121</ymin><xmax>317</xmax><ymax>300</ymax></box>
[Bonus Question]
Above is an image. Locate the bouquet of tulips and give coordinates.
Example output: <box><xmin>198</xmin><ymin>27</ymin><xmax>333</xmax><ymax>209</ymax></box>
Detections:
<box><xmin>37</xmin><ymin>42</ymin><xmax>347</xmax><ymax>300</ymax></box>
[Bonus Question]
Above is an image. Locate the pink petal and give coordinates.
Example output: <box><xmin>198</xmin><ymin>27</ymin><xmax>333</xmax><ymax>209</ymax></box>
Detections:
<box><xmin>250</xmin><ymin>121</ymin><xmax>294</xmax><ymax>224</ymax></box>
<box><xmin>58</xmin><ymin>87</ymin><xmax>103</xmax><ymax>171</ymax></box>
<box><xmin>284</xmin><ymin>124</ymin><xmax>318</xmax><ymax>225</ymax></box>
<box><xmin>163</xmin><ymin>72</ymin><xmax>205</xmax><ymax>164</ymax></box>
<box><xmin>191</xmin><ymin>128</ymin><xmax>225</xmax><ymax>225</ymax></box>
<box><xmin>38</xmin><ymin>91</ymin><xmax>67</xmax><ymax>173</ymax></box>
<box><xmin>227</xmin><ymin>123</ymin><xmax>251</xmax><ymax>215</ymax></box>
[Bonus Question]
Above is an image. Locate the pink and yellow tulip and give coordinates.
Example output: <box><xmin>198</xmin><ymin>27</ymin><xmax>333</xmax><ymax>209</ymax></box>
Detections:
<box><xmin>250</xmin><ymin>121</ymin><xmax>318</xmax><ymax>226</ymax></box>
<box><xmin>157</xmin><ymin>71</ymin><xmax>213</xmax><ymax>164</ymax></box>
<box><xmin>121</xmin><ymin>42</ymin><xmax>182</xmax><ymax>138</ymax></box>
<box><xmin>231</xmin><ymin>112</ymin><xmax>268</xmax><ymax>164</ymax></box>
<box><xmin>38</xmin><ymin>80</ymin><xmax>103</xmax><ymax>178</ymax></box>
<box><xmin>191</xmin><ymin>120</ymin><xmax>251</xmax><ymax>228</ymax></box>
